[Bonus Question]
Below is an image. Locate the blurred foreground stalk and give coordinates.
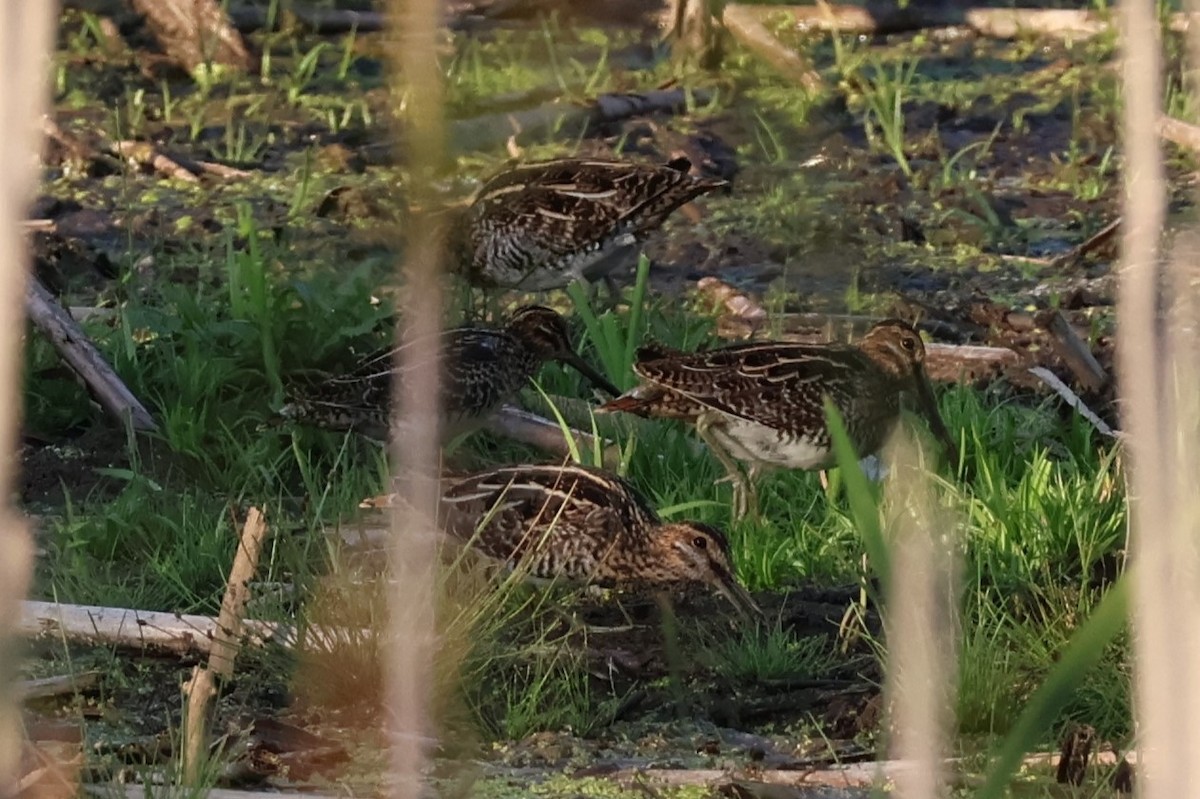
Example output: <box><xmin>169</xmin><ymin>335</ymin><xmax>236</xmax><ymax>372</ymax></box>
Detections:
<box><xmin>0</xmin><ymin>3</ymin><xmax>60</xmax><ymax>792</ymax></box>
<box><xmin>1121</xmin><ymin>0</ymin><xmax>1200</xmax><ymax>794</ymax></box>
<box><xmin>385</xmin><ymin>0</ymin><xmax>445</xmax><ymax>797</ymax></box>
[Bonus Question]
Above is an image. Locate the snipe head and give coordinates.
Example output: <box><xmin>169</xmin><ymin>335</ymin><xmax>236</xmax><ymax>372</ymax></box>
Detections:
<box><xmin>506</xmin><ymin>305</ymin><xmax>620</xmax><ymax>397</ymax></box>
<box><xmin>857</xmin><ymin>319</ymin><xmax>956</xmax><ymax>462</ymax></box>
<box><xmin>644</xmin><ymin>521</ymin><xmax>760</xmax><ymax>619</ymax></box>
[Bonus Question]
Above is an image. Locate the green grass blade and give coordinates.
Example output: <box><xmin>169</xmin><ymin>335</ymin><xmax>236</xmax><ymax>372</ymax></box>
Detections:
<box><xmin>975</xmin><ymin>576</ymin><xmax>1130</xmax><ymax>799</ymax></box>
<box><xmin>623</xmin><ymin>254</ymin><xmax>651</xmax><ymax>376</ymax></box>
<box><xmin>824</xmin><ymin>399</ymin><xmax>889</xmax><ymax>593</ymax></box>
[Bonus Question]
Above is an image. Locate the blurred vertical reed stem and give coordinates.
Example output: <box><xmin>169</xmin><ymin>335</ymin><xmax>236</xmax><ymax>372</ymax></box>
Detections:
<box><xmin>1119</xmin><ymin>0</ymin><xmax>1200</xmax><ymax>794</ymax></box>
<box><xmin>0</xmin><ymin>3</ymin><xmax>59</xmax><ymax>791</ymax></box>
<box><xmin>881</xmin><ymin>434</ymin><xmax>958</xmax><ymax>799</ymax></box>
<box><xmin>385</xmin><ymin>0</ymin><xmax>445</xmax><ymax>796</ymax></box>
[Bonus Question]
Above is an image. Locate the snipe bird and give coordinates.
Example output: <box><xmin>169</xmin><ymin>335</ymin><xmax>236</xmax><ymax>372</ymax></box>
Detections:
<box><xmin>439</xmin><ymin>463</ymin><xmax>761</xmax><ymax>619</ymax></box>
<box><xmin>598</xmin><ymin>319</ymin><xmax>957</xmax><ymax>519</ymax></box>
<box><xmin>281</xmin><ymin>306</ymin><xmax>620</xmax><ymax>441</ymax></box>
<box><xmin>446</xmin><ymin>157</ymin><xmax>726</xmax><ymax>292</ymax></box>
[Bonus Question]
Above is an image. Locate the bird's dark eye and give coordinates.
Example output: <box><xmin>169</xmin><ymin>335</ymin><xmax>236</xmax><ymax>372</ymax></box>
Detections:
<box><xmin>692</xmin><ymin>536</ymin><xmax>707</xmax><ymax>549</ymax></box>
<box><xmin>901</xmin><ymin>336</ymin><xmax>916</xmax><ymax>351</ymax></box>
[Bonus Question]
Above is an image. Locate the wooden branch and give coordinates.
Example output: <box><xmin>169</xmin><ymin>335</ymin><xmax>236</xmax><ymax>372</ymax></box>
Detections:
<box><xmin>924</xmin><ymin>342</ymin><xmax>1021</xmax><ymax>383</ymax></box>
<box><xmin>20</xmin><ymin>599</ymin><xmax>307</xmax><ymax>655</ymax></box>
<box><xmin>722</xmin><ymin>4</ymin><xmax>823</xmax><ymax>93</ymax></box>
<box><xmin>25</xmin><ymin>277</ymin><xmax>159</xmax><ymax>433</ymax></box>
<box><xmin>129</xmin><ymin>0</ymin><xmax>252</xmax><ymax>74</ymax></box>
<box><xmin>109</xmin><ymin>140</ymin><xmax>200</xmax><ymax>183</ymax></box>
<box><xmin>1041</xmin><ymin>310</ymin><xmax>1110</xmax><ymax>392</ymax></box>
<box><xmin>729</xmin><ymin>4</ymin><xmax>1198</xmax><ymax>39</ymax></box>
<box><xmin>183</xmin><ymin>508</ymin><xmax>269</xmax><ymax>783</ymax></box>
<box><xmin>1050</xmin><ymin>216</ymin><xmax>1121</xmax><ymax>269</ymax></box>
<box><xmin>16</xmin><ymin>671</ymin><xmax>99</xmax><ymax>702</ymax></box>
<box><xmin>484</xmin><ymin>405</ymin><xmax>622</xmax><ymax>468</ymax></box>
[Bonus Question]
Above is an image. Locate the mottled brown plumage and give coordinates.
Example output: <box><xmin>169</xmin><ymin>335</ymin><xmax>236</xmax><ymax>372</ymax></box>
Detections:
<box><xmin>598</xmin><ymin>320</ymin><xmax>956</xmax><ymax>517</ymax></box>
<box><xmin>447</xmin><ymin>157</ymin><xmax>726</xmax><ymax>291</ymax></box>
<box><xmin>281</xmin><ymin>306</ymin><xmax>619</xmax><ymax>441</ymax></box>
<box><xmin>439</xmin><ymin>463</ymin><xmax>760</xmax><ymax>618</ymax></box>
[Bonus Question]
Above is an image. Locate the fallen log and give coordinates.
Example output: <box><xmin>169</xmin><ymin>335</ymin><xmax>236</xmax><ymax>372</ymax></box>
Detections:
<box><xmin>729</xmin><ymin>4</ymin><xmax>1197</xmax><ymax>39</ymax></box>
<box><xmin>19</xmin><ymin>599</ymin><xmax>327</xmax><ymax>655</ymax></box>
<box><xmin>485</xmin><ymin>404</ymin><xmax>622</xmax><ymax>468</ymax></box>
<box><xmin>25</xmin><ymin>277</ymin><xmax>158</xmax><ymax>433</ymax></box>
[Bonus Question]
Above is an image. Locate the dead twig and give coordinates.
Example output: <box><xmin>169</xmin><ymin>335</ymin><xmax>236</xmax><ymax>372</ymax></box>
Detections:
<box><xmin>1050</xmin><ymin>216</ymin><xmax>1121</xmax><ymax>269</ymax></box>
<box><xmin>25</xmin><ymin>277</ymin><xmax>158</xmax><ymax>433</ymax></box>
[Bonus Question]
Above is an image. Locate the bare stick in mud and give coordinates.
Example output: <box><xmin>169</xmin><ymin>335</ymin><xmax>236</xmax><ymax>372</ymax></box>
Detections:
<box><xmin>182</xmin><ymin>507</ymin><xmax>269</xmax><ymax>784</ymax></box>
<box><xmin>25</xmin><ymin>277</ymin><xmax>159</xmax><ymax>433</ymax></box>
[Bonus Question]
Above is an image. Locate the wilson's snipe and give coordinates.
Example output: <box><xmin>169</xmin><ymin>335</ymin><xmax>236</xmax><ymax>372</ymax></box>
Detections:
<box><xmin>447</xmin><ymin>157</ymin><xmax>726</xmax><ymax>292</ymax></box>
<box><xmin>598</xmin><ymin>319</ymin><xmax>957</xmax><ymax>518</ymax></box>
<box><xmin>281</xmin><ymin>306</ymin><xmax>620</xmax><ymax>441</ymax></box>
<box><xmin>439</xmin><ymin>462</ymin><xmax>761</xmax><ymax>619</ymax></box>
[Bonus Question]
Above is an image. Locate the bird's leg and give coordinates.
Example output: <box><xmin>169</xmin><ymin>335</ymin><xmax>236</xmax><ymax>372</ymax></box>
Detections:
<box><xmin>695</xmin><ymin>415</ymin><xmax>757</xmax><ymax>522</ymax></box>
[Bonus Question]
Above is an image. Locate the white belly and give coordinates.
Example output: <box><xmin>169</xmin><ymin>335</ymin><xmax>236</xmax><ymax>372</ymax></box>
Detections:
<box><xmin>709</xmin><ymin>418</ymin><xmax>833</xmax><ymax>470</ymax></box>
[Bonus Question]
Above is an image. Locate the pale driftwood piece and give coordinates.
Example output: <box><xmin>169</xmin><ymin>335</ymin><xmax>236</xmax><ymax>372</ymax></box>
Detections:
<box><xmin>129</xmin><ymin>0</ymin><xmax>252</xmax><ymax>73</ymax></box>
<box><xmin>731</xmin><ymin>4</ymin><xmax>1197</xmax><ymax>38</ymax></box>
<box><xmin>228</xmin><ymin>5</ymin><xmax>387</xmax><ymax>33</ymax></box>
<box><xmin>722</xmin><ymin>4</ymin><xmax>823</xmax><ymax>93</ymax></box>
<box><xmin>451</xmin><ymin>88</ymin><xmax>709</xmax><ymax>153</ymax></box>
<box><xmin>20</xmin><ymin>600</ymin><xmax>304</xmax><ymax>655</ymax></box>
<box><xmin>16</xmin><ymin>670</ymin><xmax>99</xmax><ymax>701</ymax></box>
<box><xmin>25</xmin><ymin>278</ymin><xmax>158</xmax><ymax>433</ymax></box>
<box><xmin>697</xmin><ymin>276</ymin><xmax>768</xmax><ymax>322</ymax></box>
<box><xmin>484</xmin><ymin>405</ymin><xmax>622</xmax><ymax>469</ymax></box>
<box><xmin>1159</xmin><ymin>115</ymin><xmax>1200</xmax><ymax>153</ymax></box>
<box><xmin>1043</xmin><ymin>310</ymin><xmax>1110</xmax><ymax>392</ymax></box>
<box><xmin>924</xmin><ymin>342</ymin><xmax>1021</xmax><ymax>384</ymax></box>
<box><xmin>183</xmin><ymin>508</ymin><xmax>269</xmax><ymax>783</ymax></box>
